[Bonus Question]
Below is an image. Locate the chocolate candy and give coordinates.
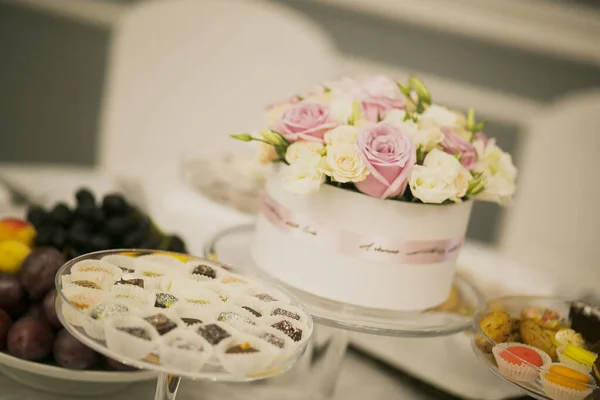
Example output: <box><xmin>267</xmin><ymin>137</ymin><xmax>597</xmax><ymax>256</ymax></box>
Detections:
<box><xmin>181</xmin><ymin>317</ymin><xmax>203</xmax><ymax>326</ymax></box>
<box><xmin>217</xmin><ymin>312</ymin><xmax>255</xmax><ymax>326</ymax></box>
<box><xmin>155</xmin><ymin>293</ymin><xmax>178</xmax><ymax>309</ymax></box>
<box><xmin>91</xmin><ymin>303</ymin><xmax>129</xmax><ymax>320</ymax></box>
<box><xmin>260</xmin><ymin>332</ymin><xmax>285</xmax><ymax>348</ymax></box>
<box><xmin>73</xmin><ymin>280</ymin><xmax>101</xmax><ymax>290</ymax></box>
<box><xmin>117</xmin><ymin>327</ymin><xmax>152</xmax><ymax>341</ymax></box>
<box><xmin>116</xmin><ymin>275</ymin><xmax>144</xmax><ymax>288</ymax></box>
<box><xmin>271</xmin><ymin>308</ymin><xmax>300</xmax><ymax>321</ymax></box>
<box><xmin>225</xmin><ymin>342</ymin><xmax>259</xmax><ymax>354</ymax></box>
<box><xmin>254</xmin><ymin>293</ymin><xmax>277</xmax><ymax>302</ymax></box>
<box><xmin>144</xmin><ymin>313</ymin><xmax>178</xmax><ymax>336</ymax></box>
<box><xmin>272</xmin><ymin>320</ymin><xmax>302</xmax><ymax>342</ymax></box>
<box><xmin>192</xmin><ymin>265</ymin><xmax>217</xmax><ymax>279</ymax></box>
<box><xmin>197</xmin><ymin>324</ymin><xmax>230</xmax><ymax>345</ymax></box>
<box><xmin>242</xmin><ymin>306</ymin><xmax>261</xmax><ymax>318</ymax></box>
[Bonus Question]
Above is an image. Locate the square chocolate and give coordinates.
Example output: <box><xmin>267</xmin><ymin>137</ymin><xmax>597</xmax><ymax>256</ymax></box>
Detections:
<box><xmin>197</xmin><ymin>324</ymin><xmax>230</xmax><ymax>345</ymax></box>
<box><xmin>144</xmin><ymin>313</ymin><xmax>178</xmax><ymax>336</ymax></box>
<box><xmin>271</xmin><ymin>320</ymin><xmax>302</xmax><ymax>342</ymax></box>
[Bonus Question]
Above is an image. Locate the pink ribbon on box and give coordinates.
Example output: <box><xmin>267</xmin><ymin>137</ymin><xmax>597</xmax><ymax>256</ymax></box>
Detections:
<box><xmin>260</xmin><ymin>194</ymin><xmax>463</xmax><ymax>265</ymax></box>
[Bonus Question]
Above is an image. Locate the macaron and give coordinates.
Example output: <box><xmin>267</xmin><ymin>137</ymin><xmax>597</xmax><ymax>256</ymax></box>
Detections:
<box><xmin>500</xmin><ymin>345</ymin><xmax>544</xmax><ymax>367</ymax></box>
<box><xmin>544</xmin><ymin>364</ymin><xmax>591</xmax><ymax>391</ymax></box>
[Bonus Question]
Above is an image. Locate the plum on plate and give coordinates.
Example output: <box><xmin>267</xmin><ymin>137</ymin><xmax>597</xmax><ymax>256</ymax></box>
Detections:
<box><xmin>104</xmin><ymin>356</ymin><xmax>137</xmax><ymax>371</ymax></box>
<box><xmin>0</xmin><ymin>273</ymin><xmax>25</xmax><ymax>313</ymax></box>
<box><xmin>7</xmin><ymin>317</ymin><xmax>54</xmax><ymax>361</ymax></box>
<box><xmin>0</xmin><ymin>309</ymin><xmax>12</xmax><ymax>349</ymax></box>
<box><xmin>24</xmin><ymin>302</ymin><xmax>47</xmax><ymax>322</ymax></box>
<box><xmin>43</xmin><ymin>289</ymin><xmax>61</xmax><ymax>329</ymax></box>
<box><xmin>20</xmin><ymin>247</ymin><xmax>65</xmax><ymax>299</ymax></box>
<box><xmin>53</xmin><ymin>329</ymin><xmax>99</xmax><ymax>370</ymax></box>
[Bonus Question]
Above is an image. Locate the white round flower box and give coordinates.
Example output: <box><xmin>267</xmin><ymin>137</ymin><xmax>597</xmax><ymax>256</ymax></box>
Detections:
<box><xmin>251</xmin><ymin>172</ymin><xmax>473</xmax><ymax>311</ymax></box>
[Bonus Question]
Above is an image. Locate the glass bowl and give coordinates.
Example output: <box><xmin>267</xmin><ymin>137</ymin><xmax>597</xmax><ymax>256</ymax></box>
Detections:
<box><xmin>472</xmin><ymin>295</ymin><xmax>599</xmax><ymax>400</ymax></box>
<box><xmin>54</xmin><ymin>249</ymin><xmax>313</xmax><ymax>383</ymax></box>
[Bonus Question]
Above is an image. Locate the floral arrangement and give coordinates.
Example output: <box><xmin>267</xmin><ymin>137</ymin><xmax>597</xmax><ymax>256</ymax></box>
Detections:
<box><xmin>232</xmin><ymin>75</ymin><xmax>517</xmax><ymax>205</ymax></box>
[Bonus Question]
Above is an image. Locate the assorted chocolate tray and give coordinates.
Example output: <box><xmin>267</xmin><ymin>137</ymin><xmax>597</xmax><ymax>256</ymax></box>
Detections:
<box><xmin>56</xmin><ymin>251</ymin><xmax>312</xmax><ymax>378</ymax></box>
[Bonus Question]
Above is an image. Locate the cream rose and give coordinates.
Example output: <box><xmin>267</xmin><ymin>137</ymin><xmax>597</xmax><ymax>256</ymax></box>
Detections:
<box><xmin>473</xmin><ymin>138</ymin><xmax>517</xmax><ymax>205</ymax></box>
<box><xmin>420</xmin><ymin>104</ymin><xmax>461</xmax><ymax>128</ymax></box>
<box><xmin>256</xmin><ymin>142</ymin><xmax>279</xmax><ymax>164</ymax></box>
<box><xmin>324</xmin><ymin>125</ymin><xmax>358</xmax><ymax>146</ymax></box>
<box><xmin>384</xmin><ymin>109</ymin><xmax>443</xmax><ymax>152</ymax></box>
<box><xmin>285</xmin><ymin>141</ymin><xmax>324</xmax><ymax>165</ymax></box>
<box><xmin>324</xmin><ymin>144</ymin><xmax>369</xmax><ymax>183</ymax></box>
<box><xmin>409</xmin><ymin>149</ymin><xmax>471</xmax><ymax>203</ymax></box>
<box><xmin>281</xmin><ymin>156</ymin><xmax>326</xmax><ymax>194</ymax></box>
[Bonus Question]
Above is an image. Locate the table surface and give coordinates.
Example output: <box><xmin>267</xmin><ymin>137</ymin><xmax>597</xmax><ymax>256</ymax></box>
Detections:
<box><xmin>0</xmin><ymin>164</ymin><xmax>542</xmax><ymax>399</ymax></box>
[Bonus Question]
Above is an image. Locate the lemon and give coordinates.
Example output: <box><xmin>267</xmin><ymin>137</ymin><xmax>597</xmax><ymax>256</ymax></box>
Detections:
<box><xmin>0</xmin><ymin>240</ymin><xmax>31</xmax><ymax>274</ymax></box>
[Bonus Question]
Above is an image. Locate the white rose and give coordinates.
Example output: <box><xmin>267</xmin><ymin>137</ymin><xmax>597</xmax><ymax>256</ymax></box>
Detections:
<box><xmin>324</xmin><ymin>125</ymin><xmax>358</xmax><ymax>146</ymax></box>
<box><xmin>473</xmin><ymin>138</ymin><xmax>517</xmax><ymax>205</ymax></box>
<box><xmin>256</xmin><ymin>142</ymin><xmax>279</xmax><ymax>164</ymax></box>
<box><xmin>281</xmin><ymin>156</ymin><xmax>326</xmax><ymax>194</ymax></box>
<box><xmin>422</xmin><ymin>148</ymin><xmax>461</xmax><ymax>176</ymax></box>
<box><xmin>385</xmin><ymin>110</ymin><xmax>444</xmax><ymax>152</ymax></box>
<box><xmin>324</xmin><ymin>144</ymin><xmax>369</xmax><ymax>183</ymax></box>
<box><xmin>328</xmin><ymin>92</ymin><xmax>356</xmax><ymax>123</ymax></box>
<box><xmin>409</xmin><ymin>149</ymin><xmax>471</xmax><ymax>203</ymax></box>
<box><xmin>384</xmin><ymin>109</ymin><xmax>417</xmax><ymax>133</ymax></box>
<box><xmin>285</xmin><ymin>141</ymin><xmax>324</xmax><ymax>164</ymax></box>
<box><xmin>420</xmin><ymin>104</ymin><xmax>460</xmax><ymax>128</ymax></box>
<box><xmin>409</xmin><ymin>166</ymin><xmax>458</xmax><ymax>204</ymax></box>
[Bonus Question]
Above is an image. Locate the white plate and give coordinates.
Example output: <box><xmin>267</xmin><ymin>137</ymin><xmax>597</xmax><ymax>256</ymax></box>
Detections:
<box><xmin>0</xmin><ymin>351</ymin><xmax>156</xmax><ymax>396</ymax></box>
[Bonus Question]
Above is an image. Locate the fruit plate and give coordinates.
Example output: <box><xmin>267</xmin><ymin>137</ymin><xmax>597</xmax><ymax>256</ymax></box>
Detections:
<box><xmin>0</xmin><ymin>351</ymin><xmax>156</xmax><ymax>396</ymax></box>
<box><xmin>472</xmin><ymin>296</ymin><xmax>599</xmax><ymax>400</ymax></box>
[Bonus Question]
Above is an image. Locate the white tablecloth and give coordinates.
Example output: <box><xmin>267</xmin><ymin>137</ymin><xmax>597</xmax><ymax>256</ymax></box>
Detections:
<box><xmin>0</xmin><ymin>164</ymin><xmax>547</xmax><ymax>399</ymax></box>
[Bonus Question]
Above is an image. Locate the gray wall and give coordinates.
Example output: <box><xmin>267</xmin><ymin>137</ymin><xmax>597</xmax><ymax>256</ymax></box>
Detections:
<box><xmin>1</xmin><ymin>0</ymin><xmax>599</xmax><ymax>244</ymax></box>
<box><xmin>0</xmin><ymin>3</ymin><xmax>109</xmax><ymax>166</ymax></box>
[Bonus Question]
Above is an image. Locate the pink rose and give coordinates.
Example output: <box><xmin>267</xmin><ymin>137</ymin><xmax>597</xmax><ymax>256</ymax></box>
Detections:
<box><xmin>276</xmin><ymin>102</ymin><xmax>337</xmax><ymax>143</ymax></box>
<box><xmin>441</xmin><ymin>128</ymin><xmax>477</xmax><ymax>169</ymax></box>
<box><xmin>355</xmin><ymin>122</ymin><xmax>416</xmax><ymax>198</ymax></box>
<box><xmin>328</xmin><ymin>75</ymin><xmax>406</xmax><ymax>122</ymax></box>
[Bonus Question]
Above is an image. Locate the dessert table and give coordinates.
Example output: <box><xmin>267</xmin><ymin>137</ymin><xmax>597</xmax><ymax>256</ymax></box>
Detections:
<box><xmin>0</xmin><ymin>164</ymin><xmax>552</xmax><ymax>399</ymax></box>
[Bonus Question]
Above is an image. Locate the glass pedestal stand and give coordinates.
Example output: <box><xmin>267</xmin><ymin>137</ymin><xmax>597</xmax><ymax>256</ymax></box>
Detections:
<box><xmin>54</xmin><ymin>249</ymin><xmax>315</xmax><ymax>400</ymax></box>
<box><xmin>203</xmin><ymin>224</ymin><xmax>483</xmax><ymax>399</ymax></box>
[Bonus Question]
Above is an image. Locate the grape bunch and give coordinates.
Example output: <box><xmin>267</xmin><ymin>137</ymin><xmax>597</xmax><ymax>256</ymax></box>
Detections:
<box><xmin>26</xmin><ymin>188</ymin><xmax>187</xmax><ymax>259</ymax></box>
<box><xmin>0</xmin><ymin>249</ymin><xmax>133</xmax><ymax>370</ymax></box>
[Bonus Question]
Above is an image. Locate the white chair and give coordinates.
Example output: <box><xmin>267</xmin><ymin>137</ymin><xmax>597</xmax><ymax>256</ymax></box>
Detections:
<box><xmin>499</xmin><ymin>89</ymin><xmax>600</xmax><ymax>300</ymax></box>
<box><xmin>97</xmin><ymin>0</ymin><xmax>339</xmax><ymax>179</ymax></box>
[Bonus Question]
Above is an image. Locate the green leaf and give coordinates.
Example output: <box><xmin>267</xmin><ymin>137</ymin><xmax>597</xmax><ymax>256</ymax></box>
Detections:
<box><xmin>403</xmin><ymin>111</ymin><xmax>412</xmax><ymax>122</ymax></box>
<box><xmin>260</xmin><ymin>130</ymin><xmax>286</xmax><ymax>146</ymax></box>
<box><xmin>348</xmin><ymin>100</ymin><xmax>362</xmax><ymax>125</ymax></box>
<box><xmin>466</xmin><ymin>108</ymin><xmax>475</xmax><ymax>132</ymax></box>
<box><xmin>323</xmin><ymin>86</ymin><xmax>331</xmax><ymax>93</ymax></box>
<box><xmin>397</xmin><ymin>83</ymin><xmax>411</xmax><ymax>98</ymax></box>
<box><xmin>474</xmin><ymin>121</ymin><xmax>487</xmax><ymax>132</ymax></box>
<box><xmin>296</xmin><ymin>95</ymin><xmax>304</xmax><ymax>101</ymax></box>
<box><xmin>416</xmin><ymin>147</ymin><xmax>426</xmax><ymax>163</ymax></box>
<box><xmin>409</xmin><ymin>76</ymin><xmax>431</xmax><ymax>105</ymax></box>
<box><xmin>230</xmin><ymin>133</ymin><xmax>253</xmax><ymax>142</ymax></box>
<box><xmin>416</xmin><ymin>101</ymin><xmax>425</xmax><ymax>114</ymax></box>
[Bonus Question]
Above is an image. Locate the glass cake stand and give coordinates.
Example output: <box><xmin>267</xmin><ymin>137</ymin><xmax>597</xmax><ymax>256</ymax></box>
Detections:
<box><xmin>204</xmin><ymin>224</ymin><xmax>484</xmax><ymax>398</ymax></box>
<box><xmin>471</xmin><ymin>295</ymin><xmax>599</xmax><ymax>400</ymax></box>
<box><xmin>54</xmin><ymin>249</ymin><xmax>314</xmax><ymax>400</ymax></box>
